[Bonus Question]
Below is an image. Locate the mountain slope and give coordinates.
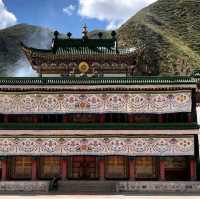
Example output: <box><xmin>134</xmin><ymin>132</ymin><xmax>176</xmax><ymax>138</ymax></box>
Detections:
<box><xmin>0</xmin><ymin>0</ymin><xmax>200</xmax><ymax>76</ymax></box>
<box><xmin>118</xmin><ymin>0</ymin><xmax>200</xmax><ymax>75</ymax></box>
<box><xmin>0</xmin><ymin>24</ymin><xmax>53</xmax><ymax>76</ymax></box>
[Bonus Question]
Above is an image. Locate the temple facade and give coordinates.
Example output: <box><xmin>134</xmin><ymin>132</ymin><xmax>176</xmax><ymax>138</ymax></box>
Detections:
<box><xmin>0</xmin><ymin>26</ymin><xmax>200</xmax><ymax>193</ymax></box>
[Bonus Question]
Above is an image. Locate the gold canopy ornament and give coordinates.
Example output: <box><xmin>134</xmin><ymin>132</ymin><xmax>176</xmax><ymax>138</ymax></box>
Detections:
<box><xmin>79</xmin><ymin>62</ymin><xmax>89</xmax><ymax>73</ymax></box>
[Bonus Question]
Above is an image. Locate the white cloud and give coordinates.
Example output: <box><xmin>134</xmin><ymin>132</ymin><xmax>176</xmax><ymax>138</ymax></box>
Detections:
<box><xmin>63</xmin><ymin>4</ymin><xmax>76</xmax><ymax>16</ymax></box>
<box><xmin>0</xmin><ymin>0</ymin><xmax>17</xmax><ymax>29</ymax></box>
<box><xmin>78</xmin><ymin>0</ymin><xmax>157</xmax><ymax>30</ymax></box>
<box><xmin>106</xmin><ymin>21</ymin><xmax>119</xmax><ymax>30</ymax></box>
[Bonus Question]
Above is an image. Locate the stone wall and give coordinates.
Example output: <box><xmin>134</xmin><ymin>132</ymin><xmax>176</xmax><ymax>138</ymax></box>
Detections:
<box><xmin>1</xmin><ymin>181</ymin><xmax>200</xmax><ymax>193</ymax></box>
<box><xmin>0</xmin><ymin>181</ymin><xmax>49</xmax><ymax>193</ymax></box>
<box><xmin>116</xmin><ymin>181</ymin><xmax>200</xmax><ymax>193</ymax></box>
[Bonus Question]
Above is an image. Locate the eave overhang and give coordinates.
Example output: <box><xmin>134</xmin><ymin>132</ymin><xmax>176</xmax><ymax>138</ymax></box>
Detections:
<box><xmin>0</xmin><ymin>76</ymin><xmax>197</xmax><ymax>92</ymax></box>
<box><xmin>21</xmin><ymin>43</ymin><xmax>137</xmax><ymax>74</ymax></box>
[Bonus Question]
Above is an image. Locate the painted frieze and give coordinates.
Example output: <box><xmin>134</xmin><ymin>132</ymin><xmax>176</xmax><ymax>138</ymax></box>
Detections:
<box><xmin>0</xmin><ymin>136</ymin><xmax>194</xmax><ymax>156</ymax></box>
<box><xmin>0</xmin><ymin>91</ymin><xmax>191</xmax><ymax>114</ymax></box>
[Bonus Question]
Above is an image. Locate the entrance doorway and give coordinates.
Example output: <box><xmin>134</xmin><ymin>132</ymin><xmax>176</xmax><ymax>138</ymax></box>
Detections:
<box><xmin>164</xmin><ymin>157</ymin><xmax>190</xmax><ymax>181</ymax></box>
<box><xmin>71</xmin><ymin>156</ymin><xmax>98</xmax><ymax>180</ymax></box>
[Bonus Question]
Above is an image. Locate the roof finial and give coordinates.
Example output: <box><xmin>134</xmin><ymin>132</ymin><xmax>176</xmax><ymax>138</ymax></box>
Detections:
<box><xmin>54</xmin><ymin>30</ymin><xmax>59</xmax><ymax>39</ymax></box>
<box><xmin>67</xmin><ymin>32</ymin><xmax>72</xmax><ymax>39</ymax></box>
<box><xmin>82</xmin><ymin>24</ymin><xmax>88</xmax><ymax>39</ymax></box>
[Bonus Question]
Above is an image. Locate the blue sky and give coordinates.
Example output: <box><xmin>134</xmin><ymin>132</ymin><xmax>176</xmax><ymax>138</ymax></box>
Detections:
<box><xmin>3</xmin><ymin>0</ymin><xmax>107</xmax><ymax>36</ymax></box>
<box><xmin>1</xmin><ymin>0</ymin><xmax>157</xmax><ymax>37</ymax></box>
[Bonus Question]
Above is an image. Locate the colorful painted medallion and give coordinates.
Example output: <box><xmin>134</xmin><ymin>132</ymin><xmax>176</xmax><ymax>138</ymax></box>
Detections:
<box><xmin>79</xmin><ymin>62</ymin><xmax>89</xmax><ymax>73</ymax></box>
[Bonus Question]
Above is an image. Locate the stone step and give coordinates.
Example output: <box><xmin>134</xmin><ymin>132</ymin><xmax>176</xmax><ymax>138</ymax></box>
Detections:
<box><xmin>57</xmin><ymin>181</ymin><xmax>116</xmax><ymax>193</ymax></box>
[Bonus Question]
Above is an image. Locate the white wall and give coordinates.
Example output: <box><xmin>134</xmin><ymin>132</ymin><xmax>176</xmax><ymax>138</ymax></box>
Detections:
<box><xmin>196</xmin><ymin>107</ymin><xmax>200</xmax><ymax>125</ymax></box>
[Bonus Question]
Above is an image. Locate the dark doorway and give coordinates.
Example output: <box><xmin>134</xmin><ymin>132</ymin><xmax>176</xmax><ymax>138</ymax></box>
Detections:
<box><xmin>71</xmin><ymin>156</ymin><xmax>98</xmax><ymax>180</ymax></box>
<box><xmin>164</xmin><ymin>157</ymin><xmax>190</xmax><ymax>181</ymax></box>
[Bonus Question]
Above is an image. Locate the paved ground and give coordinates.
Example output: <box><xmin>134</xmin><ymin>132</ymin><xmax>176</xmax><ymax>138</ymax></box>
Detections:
<box><xmin>0</xmin><ymin>195</ymin><xmax>200</xmax><ymax>199</ymax></box>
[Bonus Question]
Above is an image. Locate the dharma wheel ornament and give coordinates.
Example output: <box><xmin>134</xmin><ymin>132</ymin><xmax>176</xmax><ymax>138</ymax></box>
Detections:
<box><xmin>79</xmin><ymin>62</ymin><xmax>89</xmax><ymax>74</ymax></box>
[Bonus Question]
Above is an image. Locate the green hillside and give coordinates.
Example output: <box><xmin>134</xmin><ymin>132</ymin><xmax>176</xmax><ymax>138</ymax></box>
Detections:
<box><xmin>0</xmin><ymin>0</ymin><xmax>200</xmax><ymax>76</ymax></box>
<box><xmin>118</xmin><ymin>0</ymin><xmax>200</xmax><ymax>75</ymax></box>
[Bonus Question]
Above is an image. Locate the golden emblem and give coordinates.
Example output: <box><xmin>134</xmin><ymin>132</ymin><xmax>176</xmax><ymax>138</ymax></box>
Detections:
<box><xmin>79</xmin><ymin>62</ymin><xmax>89</xmax><ymax>73</ymax></box>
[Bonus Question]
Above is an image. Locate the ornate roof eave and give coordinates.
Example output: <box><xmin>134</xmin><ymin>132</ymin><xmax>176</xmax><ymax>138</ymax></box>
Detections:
<box><xmin>0</xmin><ymin>77</ymin><xmax>197</xmax><ymax>92</ymax></box>
<box><xmin>21</xmin><ymin>42</ymin><xmax>137</xmax><ymax>59</ymax></box>
<box><xmin>0</xmin><ymin>76</ymin><xmax>196</xmax><ymax>85</ymax></box>
<box><xmin>0</xmin><ymin>84</ymin><xmax>196</xmax><ymax>92</ymax></box>
<box><xmin>21</xmin><ymin>42</ymin><xmax>137</xmax><ymax>74</ymax></box>
<box><xmin>21</xmin><ymin>43</ymin><xmax>40</xmax><ymax>71</ymax></box>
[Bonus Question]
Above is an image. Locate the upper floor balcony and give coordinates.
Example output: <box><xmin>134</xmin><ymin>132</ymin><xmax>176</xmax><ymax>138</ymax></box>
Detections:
<box><xmin>0</xmin><ymin>113</ymin><xmax>197</xmax><ymax>130</ymax></box>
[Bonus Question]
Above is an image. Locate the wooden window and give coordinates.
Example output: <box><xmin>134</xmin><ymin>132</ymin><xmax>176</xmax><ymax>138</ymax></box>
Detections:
<box><xmin>40</xmin><ymin>157</ymin><xmax>61</xmax><ymax>179</ymax></box>
<box><xmin>7</xmin><ymin>115</ymin><xmax>35</xmax><ymax>123</ymax></box>
<box><xmin>48</xmin><ymin>115</ymin><xmax>63</xmax><ymax>123</ymax></box>
<box><xmin>133</xmin><ymin>114</ymin><xmax>158</xmax><ymax>123</ymax></box>
<box><xmin>11</xmin><ymin>156</ymin><xmax>32</xmax><ymax>179</ymax></box>
<box><xmin>0</xmin><ymin>114</ymin><xmax>4</xmax><ymax>123</ymax></box>
<box><xmin>105</xmin><ymin>114</ymin><xmax>112</xmax><ymax>123</ymax></box>
<box><xmin>135</xmin><ymin>157</ymin><xmax>157</xmax><ymax>179</ymax></box>
<box><xmin>5</xmin><ymin>114</ymin><xmax>65</xmax><ymax>123</ymax></box>
<box><xmin>165</xmin><ymin>157</ymin><xmax>187</xmax><ymax>169</ymax></box>
<box><xmin>105</xmin><ymin>156</ymin><xmax>128</xmax><ymax>179</ymax></box>
<box><xmin>70</xmin><ymin>114</ymin><xmax>97</xmax><ymax>123</ymax></box>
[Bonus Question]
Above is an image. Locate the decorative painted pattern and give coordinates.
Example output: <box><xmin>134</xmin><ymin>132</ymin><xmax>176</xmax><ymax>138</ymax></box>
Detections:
<box><xmin>0</xmin><ymin>181</ymin><xmax>49</xmax><ymax>193</ymax></box>
<box><xmin>116</xmin><ymin>181</ymin><xmax>200</xmax><ymax>193</ymax></box>
<box><xmin>0</xmin><ymin>91</ymin><xmax>191</xmax><ymax>114</ymax></box>
<box><xmin>0</xmin><ymin>136</ymin><xmax>194</xmax><ymax>156</ymax></box>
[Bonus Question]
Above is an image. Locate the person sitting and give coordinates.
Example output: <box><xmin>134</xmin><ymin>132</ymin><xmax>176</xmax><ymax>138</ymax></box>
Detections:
<box><xmin>50</xmin><ymin>176</ymin><xmax>61</xmax><ymax>191</ymax></box>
